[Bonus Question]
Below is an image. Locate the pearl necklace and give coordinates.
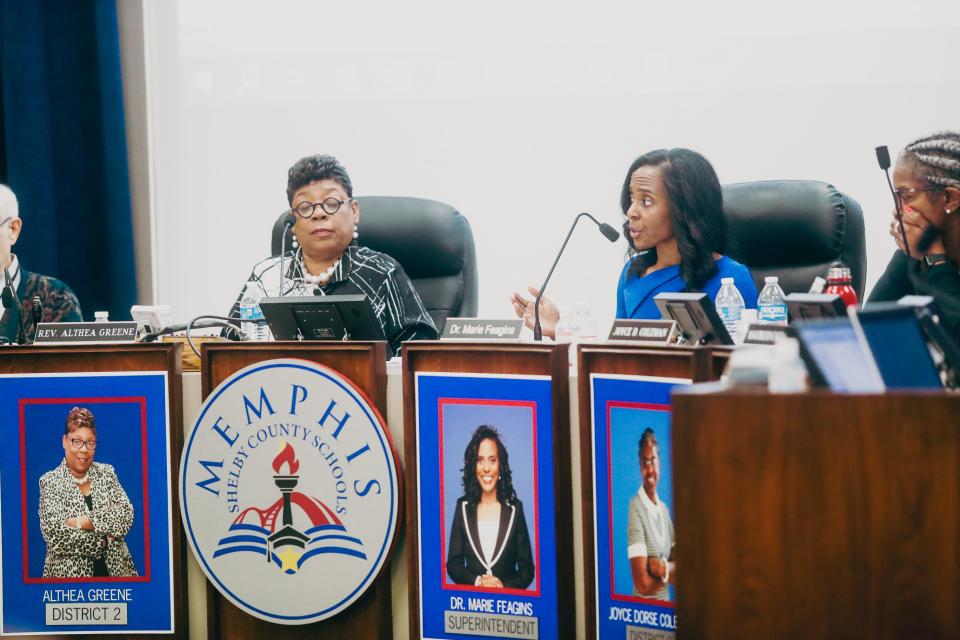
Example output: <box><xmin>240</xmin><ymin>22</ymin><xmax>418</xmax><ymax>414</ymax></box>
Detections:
<box><xmin>71</xmin><ymin>473</ymin><xmax>89</xmax><ymax>485</ymax></box>
<box><xmin>300</xmin><ymin>258</ymin><xmax>340</xmax><ymax>285</ymax></box>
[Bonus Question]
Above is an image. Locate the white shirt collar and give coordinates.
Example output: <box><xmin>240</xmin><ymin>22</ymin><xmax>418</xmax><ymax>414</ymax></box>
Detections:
<box><xmin>637</xmin><ymin>487</ymin><xmax>662</xmax><ymax>516</ymax></box>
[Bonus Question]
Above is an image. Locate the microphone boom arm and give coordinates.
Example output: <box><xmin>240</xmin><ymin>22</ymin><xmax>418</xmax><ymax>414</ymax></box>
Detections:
<box><xmin>533</xmin><ymin>212</ymin><xmax>614</xmax><ymax>341</ymax></box>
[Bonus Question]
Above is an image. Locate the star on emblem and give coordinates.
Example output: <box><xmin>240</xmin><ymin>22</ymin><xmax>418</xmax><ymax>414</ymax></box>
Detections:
<box><xmin>277</xmin><ymin>547</ymin><xmax>301</xmax><ymax>573</ymax></box>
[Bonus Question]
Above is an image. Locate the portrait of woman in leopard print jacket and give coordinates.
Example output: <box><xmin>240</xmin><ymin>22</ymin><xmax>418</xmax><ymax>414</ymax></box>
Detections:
<box><xmin>38</xmin><ymin>407</ymin><xmax>138</xmax><ymax>578</ymax></box>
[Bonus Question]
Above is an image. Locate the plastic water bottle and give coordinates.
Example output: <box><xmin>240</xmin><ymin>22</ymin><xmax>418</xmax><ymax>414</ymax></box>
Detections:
<box><xmin>757</xmin><ymin>276</ymin><xmax>788</xmax><ymax>325</ymax></box>
<box><xmin>714</xmin><ymin>277</ymin><xmax>745</xmax><ymax>340</ymax></box>
<box><xmin>94</xmin><ymin>311</ymin><xmax>109</xmax><ymax>323</ymax></box>
<box><xmin>572</xmin><ymin>303</ymin><xmax>597</xmax><ymax>343</ymax></box>
<box><xmin>238</xmin><ymin>283</ymin><xmax>268</xmax><ymax>341</ymax></box>
<box><xmin>554</xmin><ymin>313</ymin><xmax>578</xmax><ymax>344</ymax></box>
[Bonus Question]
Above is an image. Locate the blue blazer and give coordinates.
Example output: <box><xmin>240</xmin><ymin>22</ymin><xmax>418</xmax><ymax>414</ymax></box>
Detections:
<box><xmin>616</xmin><ymin>256</ymin><xmax>758</xmax><ymax>320</ymax></box>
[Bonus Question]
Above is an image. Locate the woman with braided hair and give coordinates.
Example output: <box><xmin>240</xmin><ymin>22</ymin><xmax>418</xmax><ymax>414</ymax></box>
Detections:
<box><xmin>869</xmin><ymin>131</ymin><xmax>960</xmax><ymax>339</ymax></box>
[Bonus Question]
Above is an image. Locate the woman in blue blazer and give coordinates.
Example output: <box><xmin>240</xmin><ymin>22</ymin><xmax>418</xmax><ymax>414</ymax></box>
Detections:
<box><xmin>512</xmin><ymin>148</ymin><xmax>757</xmax><ymax>334</ymax></box>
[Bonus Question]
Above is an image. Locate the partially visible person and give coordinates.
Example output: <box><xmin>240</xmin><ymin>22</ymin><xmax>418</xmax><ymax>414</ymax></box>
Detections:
<box><xmin>627</xmin><ymin>428</ymin><xmax>674</xmax><ymax>600</ymax></box>
<box><xmin>38</xmin><ymin>407</ymin><xmax>137</xmax><ymax>578</ymax></box>
<box><xmin>446</xmin><ymin>425</ymin><xmax>534</xmax><ymax>589</ymax></box>
<box><xmin>869</xmin><ymin>131</ymin><xmax>960</xmax><ymax>340</ymax></box>
<box><xmin>229</xmin><ymin>155</ymin><xmax>437</xmax><ymax>356</ymax></box>
<box><xmin>512</xmin><ymin>148</ymin><xmax>756</xmax><ymax>337</ymax></box>
<box><xmin>0</xmin><ymin>184</ymin><xmax>82</xmax><ymax>343</ymax></box>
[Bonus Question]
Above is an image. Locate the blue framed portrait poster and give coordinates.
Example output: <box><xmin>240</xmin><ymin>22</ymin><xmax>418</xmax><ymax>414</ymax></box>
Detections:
<box><xmin>590</xmin><ymin>373</ymin><xmax>689</xmax><ymax>640</ymax></box>
<box><xmin>414</xmin><ymin>372</ymin><xmax>562</xmax><ymax>640</ymax></box>
<box><xmin>0</xmin><ymin>372</ymin><xmax>175</xmax><ymax>635</ymax></box>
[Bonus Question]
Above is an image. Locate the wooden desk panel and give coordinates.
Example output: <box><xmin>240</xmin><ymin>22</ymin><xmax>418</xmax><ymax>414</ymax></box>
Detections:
<box><xmin>200</xmin><ymin>342</ymin><xmax>391</xmax><ymax>640</ymax></box>
<box><xmin>672</xmin><ymin>391</ymin><xmax>960</xmax><ymax>640</ymax></box>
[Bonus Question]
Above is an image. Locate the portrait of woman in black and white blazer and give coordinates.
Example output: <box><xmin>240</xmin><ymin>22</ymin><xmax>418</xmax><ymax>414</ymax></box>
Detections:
<box><xmin>446</xmin><ymin>425</ymin><xmax>535</xmax><ymax>590</ymax></box>
<box><xmin>38</xmin><ymin>407</ymin><xmax>137</xmax><ymax>578</ymax></box>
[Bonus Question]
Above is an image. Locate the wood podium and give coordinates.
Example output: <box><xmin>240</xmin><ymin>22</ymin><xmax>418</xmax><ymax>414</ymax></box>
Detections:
<box><xmin>671</xmin><ymin>389</ymin><xmax>960</xmax><ymax>640</ymax></box>
<box><xmin>575</xmin><ymin>343</ymin><xmax>715</xmax><ymax>639</ymax></box>
<box><xmin>0</xmin><ymin>343</ymin><xmax>187</xmax><ymax>639</ymax></box>
<box><xmin>199</xmin><ymin>341</ymin><xmax>392</xmax><ymax>640</ymax></box>
<box><xmin>402</xmin><ymin>341</ymin><xmax>572</xmax><ymax>640</ymax></box>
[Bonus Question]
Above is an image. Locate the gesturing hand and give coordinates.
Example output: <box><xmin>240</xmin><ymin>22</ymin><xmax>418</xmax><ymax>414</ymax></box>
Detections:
<box><xmin>510</xmin><ymin>286</ymin><xmax>560</xmax><ymax>339</ymax></box>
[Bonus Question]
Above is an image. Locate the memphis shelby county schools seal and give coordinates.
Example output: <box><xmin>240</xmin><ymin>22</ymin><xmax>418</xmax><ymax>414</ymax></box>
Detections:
<box><xmin>179</xmin><ymin>359</ymin><xmax>400</xmax><ymax>625</ymax></box>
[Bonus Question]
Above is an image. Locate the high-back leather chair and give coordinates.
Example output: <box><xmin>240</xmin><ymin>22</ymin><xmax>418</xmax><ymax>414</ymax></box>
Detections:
<box><xmin>722</xmin><ymin>180</ymin><xmax>867</xmax><ymax>298</ymax></box>
<box><xmin>271</xmin><ymin>196</ymin><xmax>478</xmax><ymax>329</ymax></box>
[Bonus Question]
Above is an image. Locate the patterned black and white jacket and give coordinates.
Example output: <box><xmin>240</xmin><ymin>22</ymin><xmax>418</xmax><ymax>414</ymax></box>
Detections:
<box><xmin>38</xmin><ymin>460</ymin><xmax>137</xmax><ymax>578</ymax></box>
<box><xmin>229</xmin><ymin>245</ymin><xmax>438</xmax><ymax>356</ymax></box>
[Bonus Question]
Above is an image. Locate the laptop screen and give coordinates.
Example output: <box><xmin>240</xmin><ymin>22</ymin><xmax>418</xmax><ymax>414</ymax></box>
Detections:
<box><xmin>793</xmin><ymin>319</ymin><xmax>884</xmax><ymax>392</ymax></box>
<box><xmin>855</xmin><ymin>306</ymin><xmax>942</xmax><ymax>389</ymax></box>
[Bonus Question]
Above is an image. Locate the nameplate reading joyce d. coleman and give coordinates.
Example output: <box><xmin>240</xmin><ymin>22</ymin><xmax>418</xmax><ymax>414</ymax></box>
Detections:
<box><xmin>607</xmin><ymin>320</ymin><xmax>676</xmax><ymax>344</ymax></box>
<box><xmin>34</xmin><ymin>322</ymin><xmax>138</xmax><ymax>344</ymax></box>
<box><xmin>442</xmin><ymin>318</ymin><xmax>523</xmax><ymax>341</ymax></box>
<box><xmin>743</xmin><ymin>323</ymin><xmax>789</xmax><ymax>346</ymax></box>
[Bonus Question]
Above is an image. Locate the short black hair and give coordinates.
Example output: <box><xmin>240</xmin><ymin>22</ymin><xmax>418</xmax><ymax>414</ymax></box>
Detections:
<box><xmin>286</xmin><ymin>154</ymin><xmax>353</xmax><ymax>205</ymax></box>
<box><xmin>620</xmin><ymin>148</ymin><xmax>727</xmax><ymax>291</ymax></box>
<box><xmin>460</xmin><ymin>425</ymin><xmax>518</xmax><ymax>506</ymax></box>
<box><xmin>638</xmin><ymin>427</ymin><xmax>657</xmax><ymax>457</ymax></box>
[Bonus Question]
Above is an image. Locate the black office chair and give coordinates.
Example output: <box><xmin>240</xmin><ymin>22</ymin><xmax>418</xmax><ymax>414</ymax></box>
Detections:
<box><xmin>722</xmin><ymin>180</ymin><xmax>867</xmax><ymax>299</ymax></box>
<box><xmin>271</xmin><ymin>196</ymin><xmax>478</xmax><ymax>329</ymax></box>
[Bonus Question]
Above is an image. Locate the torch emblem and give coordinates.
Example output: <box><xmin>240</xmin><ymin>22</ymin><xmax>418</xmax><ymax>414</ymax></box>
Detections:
<box><xmin>213</xmin><ymin>441</ymin><xmax>365</xmax><ymax>574</ymax></box>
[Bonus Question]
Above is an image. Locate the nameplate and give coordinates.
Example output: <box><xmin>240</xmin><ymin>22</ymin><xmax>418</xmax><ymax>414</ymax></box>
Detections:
<box><xmin>34</xmin><ymin>322</ymin><xmax>139</xmax><ymax>344</ymax></box>
<box><xmin>607</xmin><ymin>320</ymin><xmax>676</xmax><ymax>344</ymax></box>
<box><xmin>46</xmin><ymin>602</ymin><xmax>128</xmax><ymax>626</ymax></box>
<box><xmin>743</xmin><ymin>323</ymin><xmax>789</xmax><ymax>345</ymax></box>
<box><xmin>444</xmin><ymin>610</ymin><xmax>539</xmax><ymax>639</ymax></box>
<box><xmin>441</xmin><ymin>318</ymin><xmax>522</xmax><ymax>341</ymax></box>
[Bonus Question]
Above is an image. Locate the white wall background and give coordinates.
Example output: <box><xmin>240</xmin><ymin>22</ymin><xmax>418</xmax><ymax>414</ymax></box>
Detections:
<box><xmin>141</xmin><ymin>0</ymin><xmax>960</xmax><ymax>330</ymax></box>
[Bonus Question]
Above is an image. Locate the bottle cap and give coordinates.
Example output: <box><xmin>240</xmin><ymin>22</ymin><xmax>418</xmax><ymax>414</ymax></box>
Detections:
<box><xmin>827</xmin><ymin>260</ymin><xmax>852</xmax><ymax>281</ymax></box>
<box><xmin>94</xmin><ymin>311</ymin><xmax>109</xmax><ymax>322</ymax></box>
<box><xmin>721</xmin><ymin>277</ymin><xmax>734</xmax><ymax>284</ymax></box>
<box><xmin>764</xmin><ymin>276</ymin><xmax>779</xmax><ymax>283</ymax></box>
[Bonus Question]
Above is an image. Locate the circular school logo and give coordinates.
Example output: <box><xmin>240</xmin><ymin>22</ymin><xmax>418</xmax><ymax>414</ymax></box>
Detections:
<box><xmin>179</xmin><ymin>358</ymin><xmax>400</xmax><ymax>625</ymax></box>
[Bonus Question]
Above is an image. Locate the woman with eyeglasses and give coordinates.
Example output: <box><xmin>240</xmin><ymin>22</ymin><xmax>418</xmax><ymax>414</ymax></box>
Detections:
<box><xmin>38</xmin><ymin>407</ymin><xmax>137</xmax><ymax>578</ymax></box>
<box><xmin>869</xmin><ymin>131</ymin><xmax>960</xmax><ymax>340</ymax></box>
<box><xmin>228</xmin><ymin>154</ymin><xmax>437</xmax><ymax>356</ymax></box>
<box><xmin>0</xmin><ymin>184</ymin><xmax>82</xmax><ymax>344</ymax></box>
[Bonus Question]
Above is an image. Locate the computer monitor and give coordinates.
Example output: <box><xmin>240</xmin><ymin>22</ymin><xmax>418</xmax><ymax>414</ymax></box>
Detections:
<box><xmin>785</xmin><ymin>293</ymin><xmax>847</xmax><ymax>322</ymax></box>
<box><xmin>894</xmin><ymin>296</ymin><xmax>960</xmax><ymax>388</ymax></box>
<box><xmin>792</xmin><ymin>317</ymin><xmax>885</xmax><ymax>392</ymax></box>
<box><xmin>654</xmin><ymin>292</ymin><xmax>733</xmax><ymax>345</ymax></box>
<box><xmin>852</xmin><ymin>304</ymin><xmax>943</xmax><ymax>389</ymax></box>
<box><xmin>259</xmin><ymin>294</ymin><xmax>386</xmax><ymax>344</ymax></box>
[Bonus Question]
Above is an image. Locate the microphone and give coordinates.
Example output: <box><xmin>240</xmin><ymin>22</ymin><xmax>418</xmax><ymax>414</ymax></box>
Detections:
<box><xmin>876</xmin><ymin>145</ymin><xmax>912</xmax><ymax>259</ymax></box>
<box><xmin>2</xmin><ymin>267</ymin><xmax>27</xmax><ymax>344</ymax></box>
<box><xmin>279</xmin><ymin>211</ymin><xmax>295</xmax><ymax>295</ymax></box>
<box><xmin>533</xmin><ymin>212</ymin><xmax>619</xmax><ymax>341</ymax></box>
